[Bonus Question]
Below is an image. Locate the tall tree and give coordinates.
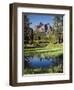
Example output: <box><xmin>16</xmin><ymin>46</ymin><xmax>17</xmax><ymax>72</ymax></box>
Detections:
<box><xmin>53</xmin><ymin>15</ymin><xmax>63</xmax><ymax>43</ymax></box>
<box><xmin>24</xmin><ymin>15</ymin><xmax>29</xmax><ymax>44</ymax></box>
<box><xmin>24</xmin><ymin>15</ymin><xmax>33</xmax><ymax>45</ymax></box>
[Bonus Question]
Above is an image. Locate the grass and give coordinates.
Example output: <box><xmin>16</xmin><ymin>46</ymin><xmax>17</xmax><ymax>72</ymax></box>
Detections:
<box><xmin>24</xmin><ymin>43</ymin><xmax>63</xmax><ymax>57</ymax></box>
<box><xmin>24</xmin><ymin>64</ymin><xmax>63</xmax><ymax>74</ymax></box>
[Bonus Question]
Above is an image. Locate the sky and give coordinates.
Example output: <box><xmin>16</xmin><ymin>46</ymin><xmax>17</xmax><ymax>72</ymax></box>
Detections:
<box><xmin>27</xmin><ymin>14</ymin><xmax>54</xmax><ymax>28</ymax></box>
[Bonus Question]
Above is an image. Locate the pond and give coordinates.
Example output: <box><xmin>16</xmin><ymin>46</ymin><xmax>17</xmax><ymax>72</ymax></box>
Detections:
<box><xmin>27</xmin><ymin>57</ymin><xmax>56</xmax><ymax>68</ymax></box>
<box><xmin>24</xmin><ymin>54</ymin><xmax>63</xmax><ymax>74</ymax></box>
<box><xmin>24</xmin><ymin>54</ymin><xmax>63</xmax><ymax>69</ymax></box>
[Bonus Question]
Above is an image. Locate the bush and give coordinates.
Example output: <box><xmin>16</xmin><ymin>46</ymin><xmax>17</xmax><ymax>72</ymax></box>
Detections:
<box><xmin>49</xmin><ymin>33</ymin><xmax>57</xmax><ymax>43</ymax></box>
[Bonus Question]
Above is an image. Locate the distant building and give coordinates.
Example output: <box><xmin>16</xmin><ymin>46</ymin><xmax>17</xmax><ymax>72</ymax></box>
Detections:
<box><xmin>33</xmin><ymin>23</ymin><xmax>53</xmax><ymax>40</ymax></box>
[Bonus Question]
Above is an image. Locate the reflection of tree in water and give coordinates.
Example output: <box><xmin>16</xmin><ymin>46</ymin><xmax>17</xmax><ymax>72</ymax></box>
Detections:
<box><xmin>24</xmin><ymin>54</ymin><xmax>63</xmax><ymax>69</ymax></box>
<box><xmin>24</xmin><ymin>54</ymin><xmax>63</xmax><ymax>73</ymax></box>
<box><xmin>24</xmin><ymin>57</ymin><xmax>30</xmax><ymax>68</ymax></box>
<box><xmin>55</xmin><ymin>54</ymin><xmax>63</xmax><ymax>65</ymax></box>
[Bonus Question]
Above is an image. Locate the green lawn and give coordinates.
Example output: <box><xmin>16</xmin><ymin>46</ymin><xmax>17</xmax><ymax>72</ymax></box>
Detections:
<box><xmin>24</xmin><ymin>43</ymin><xmax>63</xmax><ymax>57</ymax></box>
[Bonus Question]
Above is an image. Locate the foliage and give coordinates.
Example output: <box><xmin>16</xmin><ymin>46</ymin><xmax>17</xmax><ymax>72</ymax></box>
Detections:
<box><xmin>48</xmin><ymin>32</ymin><xmax>57</xmax><ymax>43</ymax></box>
<box><xmin>53</xmin><ymin>16</ymin><xmax>63</xmax><ymax>43</ymax></box>
<box><xmin>24</xmin><ymin>64</ymin><xmax>63</xmax><ymax>74</ymax></box>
